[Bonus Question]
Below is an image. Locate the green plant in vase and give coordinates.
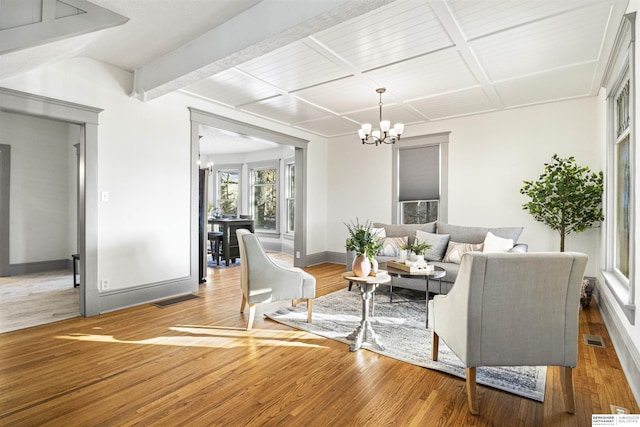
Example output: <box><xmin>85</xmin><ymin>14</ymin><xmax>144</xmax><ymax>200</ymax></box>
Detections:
<box><xmin>401</xmin><ymin>241</ymin><xmax>432</xmax><ymax>262</ymax></box>
<box><xmin>345</xmin><ymin>219</ymin><xmax>383</xmax><ymax>276</ymax></box>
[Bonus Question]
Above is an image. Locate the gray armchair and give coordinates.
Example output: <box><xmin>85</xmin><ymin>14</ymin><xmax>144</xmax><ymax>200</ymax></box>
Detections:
<box><xmin>429</xmin><ymin>251</ymin><xmax>588</xmax><ymax>415</ymax></box>
<box><xmin>236</xmin><ymin>229</ymin><xmax>315</xmax><ymax>331</ymax></box>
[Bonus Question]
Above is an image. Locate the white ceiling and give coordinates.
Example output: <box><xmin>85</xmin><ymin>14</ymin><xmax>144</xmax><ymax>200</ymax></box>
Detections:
<box><xmin>0</xmin><ymin>0</ymin><xmax>629</xmax><ymax>151</ymax></box>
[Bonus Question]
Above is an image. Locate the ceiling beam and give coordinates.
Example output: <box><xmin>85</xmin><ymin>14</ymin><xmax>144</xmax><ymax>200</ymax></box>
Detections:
<box><xmin>0</xmin><ymin>0</ymin><xmax>128</xmax><ymax>55</ymax></box>
<box><xmin>131</xmin><ymin>0</ymin><xmax>397</xmax><ymax>101</ymax></box>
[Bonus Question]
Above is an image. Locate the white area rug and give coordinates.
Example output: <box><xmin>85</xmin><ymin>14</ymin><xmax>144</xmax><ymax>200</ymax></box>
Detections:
<box><xmin>266</xmin><ymin>287</ymin><xmax>546</xmax><ymax>402</ymax></box>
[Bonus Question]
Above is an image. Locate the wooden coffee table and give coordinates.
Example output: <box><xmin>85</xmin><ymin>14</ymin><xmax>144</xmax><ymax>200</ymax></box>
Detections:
<box><xmin>380</xmin><ymin>262</ymin><xmax>446</xmax><ymax>328</ymax></box>
<box><xmin>342</xmin><ymin>271</ymin><xmax>391</xmax><ymax>352</ymax></box>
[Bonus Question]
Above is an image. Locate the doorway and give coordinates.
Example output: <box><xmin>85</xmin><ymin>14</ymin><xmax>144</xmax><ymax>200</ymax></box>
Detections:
<box><xmin>189</xmin><ymin>108</ymin><xmax>308</xmax><ymax>269</ymax></box>
<box><xmin>0</xmin><ymin>111</ymin><xmax>81</xmax><ymax>331</ymax></box>
<box><xmin>0</xmin><ymin>87</ymin><xmax>101</xmax><ymax>317</ymax></box>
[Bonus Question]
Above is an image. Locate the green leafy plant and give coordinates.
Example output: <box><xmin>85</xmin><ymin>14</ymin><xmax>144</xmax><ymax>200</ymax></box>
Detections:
<box><xmin>401</xmin><ymin>241</ymin><xmax>432</xmax><ymax>256</ymax></box>
<box><xmin>520</xmin><ymin>154</ymin><xmax>604</xmax><ymax>252</ymax></box>
<box><xmin>344</xmin><ymin>219</ymin><xmax>383</xmax><ymax>261</ymax></box>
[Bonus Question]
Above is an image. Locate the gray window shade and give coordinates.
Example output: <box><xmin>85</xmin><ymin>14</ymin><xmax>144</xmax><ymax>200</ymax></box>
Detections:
<box><xmin>399</xmin><ymin>145</ymin><xmax>439</xmax><ymax>201</ymax></box>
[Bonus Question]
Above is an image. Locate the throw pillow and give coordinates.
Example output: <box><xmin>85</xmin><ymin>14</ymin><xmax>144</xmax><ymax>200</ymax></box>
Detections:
<box><xmin>442</xmin><ymin>241</ymin><xmax>484</xmax><ymax>264</ymax></box>
<box><xmin>415</xmin><ymin>230</ymin><xmax>450</xmax><ymax>261</ymax></box>
<box><xmin>378</xmin><ymin>236</ymin><xmax>408</xmax><ymax>257</ymax></box>
<box><xmin>483</xmin><ymin>231</ymin><xmax>514</xmax><ymax>252</ymax></box>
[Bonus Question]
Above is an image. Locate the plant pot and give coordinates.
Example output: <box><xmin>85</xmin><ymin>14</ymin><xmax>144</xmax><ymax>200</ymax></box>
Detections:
<box><xmin>352</xmin><ymin>254</ymin><xmax>371</xmax><ymax>277</ymax></box>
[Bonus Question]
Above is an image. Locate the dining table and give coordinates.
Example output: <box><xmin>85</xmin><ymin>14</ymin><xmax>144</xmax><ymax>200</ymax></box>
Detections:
<box><xmin>208</xmin><ymin>217</ymin><xmax>254</xmax><ymax>266</ymax></box>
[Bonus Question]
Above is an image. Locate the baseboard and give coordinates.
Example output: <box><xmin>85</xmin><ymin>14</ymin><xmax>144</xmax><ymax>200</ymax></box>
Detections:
<box><xmin>9</xmin><ymin>259</ymin><xmax>70</xmax><ymax>275</ymax></box>
<box><xmin>323</xmin><ymin>251</ymin><xmax>348</xmax><ymax>266</ymax></box>
<box><xmin>98</xmin><ymin>276</ymin><xmax>198</xmax><ymax>314</ymax></box>
<box><xmin>596</xmin><ymin>286</ymin><xmax>640</xmax><ymax>406</ymax></box>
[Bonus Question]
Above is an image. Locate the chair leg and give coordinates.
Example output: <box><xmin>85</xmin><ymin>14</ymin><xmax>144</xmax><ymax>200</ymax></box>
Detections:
<box><xmin>246</xmin><ymin>304</ymin><xmax>256</xmax><ymax>331</ymax></box>
<box><xmin>559</xmin><ymin>366</ymin><xmax>576</xmax><ymax>414</ymax></box>
<box><xmin>240</xmin><ymin>294</ymin><xmax>247</xmax><ymax>313</ymax></box>
<box><xmin>431</xmin><ymin>331</ymin><xmax>439</xmax><ymax>361</ymax></box>
<box><xmin>292</xmin><ymin>299</ymin><xmax>299</xmax><ymax>307</ymax></box>
<box><xmin>306</xmin><ymin>299</ymin><xmax>313</xmax><ymax>323</ymax></box>
<box><xmin>466</xmin><ymin>367</ymin><xmax>479</xmax><ymax>415</ymax></box>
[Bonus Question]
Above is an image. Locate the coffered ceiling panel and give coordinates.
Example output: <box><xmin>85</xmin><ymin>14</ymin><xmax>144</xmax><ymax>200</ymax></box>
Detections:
<box><xmin>235</xmin><ymin>40</ymin><xmax>351</xmax><ymax>92</ymax></box>
<box><xmin>294</xmin><ymin>115</ymin><xmax>358</xmax><ymax>137</ymax></box>
<box><xmin>364</xmin><ymin>48</ymin><xmax>479</xmax><ymax>100</ymax></box>
<box><xmin>449</xmin><ymin>0</ymin><xmax>599</xmax><ymax>40</ymax></box>
<box><xmin>240</xmin><ymin>95</ymin><xmax>331</xmax><ymax>124</ymax></box>
<box><xmin>313</xmin><ymin>0</ymin><xmax>453</xmax><ymax>71</ymax></box>
<box><xmin>183</xmin><ymin>68</ymin><xmax>281</xmax><ymax>107</ymax></box>
<box><xmin>470</xmin><ymin>1</ymin><xmax>612</xmax><ymax>82</ymax></box>
<box><xmin>494</xmin><ymin>62</ymin><xmax>597</xmax><ymax>108</ymax></box>
<box><xmin>293</xmin><ymin>77</ymin><xmax>388</xmax><ymax>115</ymax></box>
<box><xmin>408</xmin><ymin>87</ymin><xmax>496</xmax><ymax>120</ymax></box>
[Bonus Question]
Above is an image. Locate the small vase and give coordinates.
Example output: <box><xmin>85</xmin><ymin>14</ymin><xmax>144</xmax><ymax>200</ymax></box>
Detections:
<box><xmin>398</xmin><ymin>249</ymin><xmax>407</xmax><ymax>262</ymax></box>
<box><xmin>352</xmin><ymin>254</ymin><xmax>371</xmax><ymax>277</ymax></box>
<box><xmin>371</xmin><ymin>258</ymin><xmax>378</xmax><ymax>273</ymax></box>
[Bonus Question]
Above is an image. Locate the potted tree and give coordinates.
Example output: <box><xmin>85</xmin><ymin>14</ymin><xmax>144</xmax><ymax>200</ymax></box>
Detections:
<box><xmin>520</xmin><ymin>154</ymin><xmax>603</xmax><ymax>308</ymax></box>
<box><xmin>520</xmin><ymin>154</ymin><xmax>604</xmax><ymax>252</ymax></box>
<box><xmin>345</xmin><ymin>219</ymin><xmax>383</xmax><ymax>277</ymax></box>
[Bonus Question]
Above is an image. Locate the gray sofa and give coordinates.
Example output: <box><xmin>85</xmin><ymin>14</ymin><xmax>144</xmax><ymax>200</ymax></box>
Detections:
<box><xmin>346</xmin><ymin>221</ymin><xmax>527</xmax><ymax>294</ymax></box>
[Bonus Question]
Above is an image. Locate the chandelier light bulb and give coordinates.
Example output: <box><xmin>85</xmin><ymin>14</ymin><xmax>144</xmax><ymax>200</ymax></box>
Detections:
<box><xmin>380</xmin><ymin>120</ymin><xmax>390</xmax><ymax>132</ymax></box>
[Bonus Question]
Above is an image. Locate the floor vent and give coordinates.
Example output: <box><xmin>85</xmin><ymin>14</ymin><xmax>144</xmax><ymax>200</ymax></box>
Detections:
<box><xmin>583</xmin><ymin>334</ymin><xmax>606</xmax><ymax>348</ymax></box>
<box><xmin>152</xmin><ymin>294</ymin><xmax>200</xmax><ymax>308</ymax></box>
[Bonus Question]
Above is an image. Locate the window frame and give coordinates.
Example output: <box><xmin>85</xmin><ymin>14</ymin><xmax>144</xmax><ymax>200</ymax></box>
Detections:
<box><xmin>285</xmin><ymin>159</ymin><xmax>295</xmax><ymax>235</ymax></box>
<box><xmin>602</xmin><ymin>12</ymin><xmax>636</xmax><ymax>324</ymax></box>
<box><xmin>250</xmin><ymin>160</ymin><xmax>279</xmax><ymax>233</ymax></box>
<box><xmin>216</xmin><ymin>167</ymin><xmax>240</xmax><ymax>216</ymax></box>
<box><xmin>392</xmin><ymin>133</ymin><xmax>449</xmax><ymax>224</ymax></box>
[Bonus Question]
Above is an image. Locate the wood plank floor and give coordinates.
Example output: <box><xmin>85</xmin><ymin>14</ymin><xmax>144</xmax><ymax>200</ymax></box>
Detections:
<box><xmin>0</xmin><ymin>259</ymin><xmax>637</xmax><ymax>426</ymax></box>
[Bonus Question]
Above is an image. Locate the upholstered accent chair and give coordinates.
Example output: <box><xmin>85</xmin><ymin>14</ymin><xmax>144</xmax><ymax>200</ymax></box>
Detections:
<box><xmin>236</xmin><ymin>229</ymin><xmax>315</xmax><ymax>331</ymax></box>
<box><xmin>429</xmin><ymin>251</ymin><xmax>588</xmax><ymax>415</ymax></box>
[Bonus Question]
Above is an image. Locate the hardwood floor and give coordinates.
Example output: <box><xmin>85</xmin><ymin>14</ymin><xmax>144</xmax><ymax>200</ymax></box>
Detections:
<box><xmin>0</xmin><ymin>269</ymin><xmax>79</xmax><ymax>333</ymax></box>
<box><xmin>0</xmin><ymin>259</ymin><xmax>637</xmax><ymax>426</ymax></box>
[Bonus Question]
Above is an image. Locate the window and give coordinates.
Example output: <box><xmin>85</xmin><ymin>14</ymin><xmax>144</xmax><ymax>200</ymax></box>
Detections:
<box><xmin>395</xmin><ymin>138</ymin><xmax>448</xmax><ymax>224</ymax></box>
<box><xmin>400</xmin><ymin>200</ymin><xmax>439</xmax><ymax>224</ymax></box>
<box><xmin>286</xmin><ymin>162</ymin><xmax>295</xmax><ymax>233</ymax></box>
<box><xmin>217</xmin><ymin>170</ymin><xmax>239</xmax><ymax>216</ymax></box>
<box><xmin>252</xmin><ymin>166</ymin><xmax>277</xmax><ymax>231</ymax></box>
<box><xmin>602</xmin><ymin>12</ymin><xmax>635</xmax><ymax>324</ymax></box>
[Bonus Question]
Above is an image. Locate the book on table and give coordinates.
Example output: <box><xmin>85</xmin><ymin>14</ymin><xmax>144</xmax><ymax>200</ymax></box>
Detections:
<box><xmin>386</xmin><ymin>260</ymin><xmax>433</xmax><ymax>273</ymax></box>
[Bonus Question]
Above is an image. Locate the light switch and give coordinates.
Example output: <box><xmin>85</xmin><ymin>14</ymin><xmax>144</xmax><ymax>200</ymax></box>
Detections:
<box><xmin>101</xmin><ymin>191</ymin><xmax>109</xmax><ymax>202</ymax></box>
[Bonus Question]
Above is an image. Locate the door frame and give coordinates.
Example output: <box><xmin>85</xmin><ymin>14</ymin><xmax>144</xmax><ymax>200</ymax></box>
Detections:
<box><xmin>0</xmin><ymin>87</ymin><xmax>102</xmax><ymax>316</ymax></box>
<box><xmin>188</xmin><ymin>108</ymin><xmax>308</xmax><ymax>267</ymax></box>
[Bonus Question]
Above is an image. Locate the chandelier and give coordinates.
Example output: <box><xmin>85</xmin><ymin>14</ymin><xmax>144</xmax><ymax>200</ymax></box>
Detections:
<box><xmin>358</xmin><ymin>88</ymin><xmax>404</xmax><ymax>146</ymax></box>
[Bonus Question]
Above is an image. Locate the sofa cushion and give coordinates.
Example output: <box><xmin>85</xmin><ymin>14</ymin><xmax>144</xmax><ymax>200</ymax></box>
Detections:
<box><xmin>377</xmin><ymin>236</ymin><xmax>407</xmax><ymax>257</ymax></box>
<box><xmin>483</xmin><ymin>231</ymin><xmax>514</xmax><ymax>252</ymax></box>
<box><xmin>415</xmin><ymin>230</ymin><xmax>450</xmax><ymax>262</ymax></box>
<box><xmin>436</xmin><ymin>221</ymin><xmax>523</xmax><ymax>244</ymax></box>
<box><xmin>374</xmin><ymin>222</ymin><xmax>436</xmax><ymax>245</ymax></box>
<box><xmin>442</xmin><ymin>241</ymin><xmax>484</xmax><ymax>264</ymax></box>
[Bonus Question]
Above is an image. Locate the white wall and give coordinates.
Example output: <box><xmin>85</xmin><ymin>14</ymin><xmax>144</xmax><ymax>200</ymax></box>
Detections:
<box><xmin>1</xmin><ymin>111</ymin><xmax>77</xmax><ymax>264</ymax></box>
<box><xmin>0</xmin><ymin>57</ymin><xmax>328</xmax><ymax>291</ymax></box>
<box><xmin>327</xmin><ymin>97</ymin><xmax>601</xmax><ymax>275</ymax></box>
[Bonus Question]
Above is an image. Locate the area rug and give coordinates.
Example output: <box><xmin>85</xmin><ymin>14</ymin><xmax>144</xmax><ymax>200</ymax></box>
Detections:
<box><xmin>266</xmin><ymin>287</ymin><xmax>546</xmax><ymax>402</ymax></box>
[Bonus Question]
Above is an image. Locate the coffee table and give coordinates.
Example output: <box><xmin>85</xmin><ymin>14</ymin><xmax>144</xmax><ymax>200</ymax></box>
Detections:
<box><xmin>380</xmin><ymin>262</ymin><xmax>446</xmax><ymax>328</ymax></box>
<box><xmin>342</xmin><ymin>271</ymin><xmax>391</xmax><ymax>352</ymax></box>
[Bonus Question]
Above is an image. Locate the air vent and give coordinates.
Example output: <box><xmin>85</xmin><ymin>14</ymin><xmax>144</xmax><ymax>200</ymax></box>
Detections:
<box><xmin>583</xmin><ymin>334</ymin><xmax>606</xmax><ymax>348</ymax></box>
